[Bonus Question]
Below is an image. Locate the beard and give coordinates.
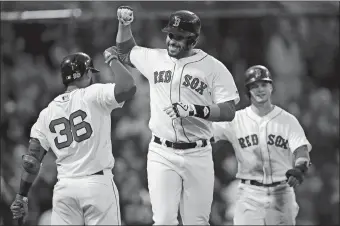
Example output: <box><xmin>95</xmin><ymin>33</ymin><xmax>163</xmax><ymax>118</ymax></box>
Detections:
<box><xmin>167</xmin><ymin>44</ymin><xmax>182</xmax><ymax>57</ymax></box>
<box><xmin>167</xmin><ymin>43</ymin><xmax>191</xmax><ymax>59</ymax></box>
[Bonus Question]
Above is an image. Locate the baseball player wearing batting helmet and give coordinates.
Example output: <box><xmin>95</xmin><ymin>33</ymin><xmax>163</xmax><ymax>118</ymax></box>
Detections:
<box><xmin>10</xmin><ymin>51</ymin><xmax>136</xmax><ymax>225</ymax></box>
<box><xmin>212</xmin><ymin>65</ymin><xmax>312</xmax><ymax>225</ymax></box>
<box><xmin>104</xmin><ymin>6</ymin><xmax>239</xmax><ymax>225</ymax></box>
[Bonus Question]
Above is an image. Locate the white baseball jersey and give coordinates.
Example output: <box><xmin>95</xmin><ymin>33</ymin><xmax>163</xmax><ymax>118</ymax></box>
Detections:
<box><xmin>30</xmin><ymin>83</ymin><xmax>124</xmax><ymax>179</ymax></box>
<box><xmin>213</xmin><ymin>106</ymin><xmax>312</xmax><ymax>184</ymax></box>
<box><xmin>130</xmin><ymin>46</ymin><xmax>240</xmax><ymax>142</ymax></box>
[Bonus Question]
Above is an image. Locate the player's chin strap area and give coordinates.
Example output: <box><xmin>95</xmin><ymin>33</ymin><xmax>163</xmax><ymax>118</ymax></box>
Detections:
<box><xmin>153</xmin><ymin>135</ymin><xmax>213</xmax><ymax>150</ymax></box>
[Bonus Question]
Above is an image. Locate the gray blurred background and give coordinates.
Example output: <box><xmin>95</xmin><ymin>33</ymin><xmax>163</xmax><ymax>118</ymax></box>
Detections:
<box><xmin>1</xmin><ymin>1</ymin><xmax>339</xmax><ymax>225</ymax></box>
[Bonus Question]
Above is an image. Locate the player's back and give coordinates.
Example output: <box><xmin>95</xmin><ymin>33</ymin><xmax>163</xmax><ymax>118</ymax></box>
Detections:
<box><xmin>33</xmin><ymin>84</ymin><xmax>122</xmax><ymax>179</ymax></box>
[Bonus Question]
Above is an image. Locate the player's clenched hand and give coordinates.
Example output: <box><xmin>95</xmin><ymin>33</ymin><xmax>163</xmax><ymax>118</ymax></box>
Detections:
<box><xmin>117</xmin><ymin>6</ymin><xmax>134</xmax><ymax>26</ymax></box>
<box><xmin>164</xmin><ymin>102</ymin><xmax>195</xmax><ymax>119</ymax></box>
<box><xmin>10</xmin><ymin>194</ymin><xmax>28</xmax><ymax>219</ymax></box>
<box><xmin>285</xmin><ymin>168</ymin><xmax>304</xmax><ymax>188</ymax></box>
<box><xmin>287</xmin><ymin>176</ymin><xmax>300</xmax><ymax>188</ymax></box>
<box><xmin>103</xmin><ymin>46</ymin><xmax>118</xmax><ymax>64</ymax></box>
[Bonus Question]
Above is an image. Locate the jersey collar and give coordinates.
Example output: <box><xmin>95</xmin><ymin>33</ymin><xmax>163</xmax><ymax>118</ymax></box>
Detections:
<box><xmin>169</xmin><ymin>49</ymin><xmax>207</xmax><ymax>64</ymax></box>
<box><xmin>246</xmin><ymin>105</ymin><xmax>282</xmax><ymax>124</ymax></box>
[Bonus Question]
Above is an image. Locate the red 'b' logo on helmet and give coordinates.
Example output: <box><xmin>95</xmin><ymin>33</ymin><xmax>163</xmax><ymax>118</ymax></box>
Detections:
<box><xmin>253</xmin><ymin>69</ymin><xmax>261</xmax><ymax>78</ymax></box>
<box><xmin>173</xmin><ymin>16</ymin><xmax>181</xmax><ymax>27</ymax></box>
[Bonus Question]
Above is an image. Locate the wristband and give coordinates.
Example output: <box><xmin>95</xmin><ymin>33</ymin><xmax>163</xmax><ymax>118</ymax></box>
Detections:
<box><xmin>295</xmin><ymin>161</ymin><xmax>309</xmax><ymax>174</ymax></box>
<box><xmin>19</xmin><ymin>180</ymin><xmax>33</xmax><ymax>197</ymax></box>
<box><xmin>105</xmin><ymin>55</ymin><xmax>118</xmax><ymax>65</ymax></box>
<box><xmin>16</xmin><ymin>194</ymin><xmax>28</xmax><ymax>203</ymax></box>
<box><xmin>192</xmin><ymin>105</ymin><xmax>210</xmax><ymax>119</ymax></box>
<box><xmin>116</xmin><ymin>37</ymin><xmax>136</xmax><ymax>55</ymax></box>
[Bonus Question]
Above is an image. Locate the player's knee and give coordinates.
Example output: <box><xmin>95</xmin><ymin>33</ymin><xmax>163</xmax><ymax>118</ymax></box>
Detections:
<box><xmin>153</xmin><ymin>212</ymin><xmax>178</xmax><ymax>225</ymax></box>
<box><xmin>181</xmin><ymin>214</ymin><xmax>210</xmax><ymax>225</ymax></box>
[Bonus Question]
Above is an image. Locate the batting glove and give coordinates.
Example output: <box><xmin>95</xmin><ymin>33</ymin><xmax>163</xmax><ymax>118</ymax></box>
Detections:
<box><xmin>164</xmin><ymin>102</ymin><xmax>196</xmax><ymax>119</ymax></box>
<box><xmin>103</xmin><ymin>46</ymin><xmax>118</xmax><ymax>64</ymax></box>
<box><xmin>117</xmin><ymin>6</ymin><xmax>134</xmax><ymax>26</ymax></box>
<box><xmin>285</xmin><ymin>163</ymin><xmax>308</xmax><ymax>188</ymax></box>
<box><xmin>10</xmin><ymin>194</ymin><xmax>28</xmax><ymax>220</ymax></box>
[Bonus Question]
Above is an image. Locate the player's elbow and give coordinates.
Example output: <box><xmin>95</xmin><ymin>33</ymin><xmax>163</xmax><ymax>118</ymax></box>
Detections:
<box><xmin>218</xmin><ymin>101</ymin><xmax>236</xmax><ymax>122</ymax></box>
<box><xmin>118</xmin><ymin>53</ymin><xmax>134</xmax><ymax>67</ymax></box>
<box><xmin>219</xmin><ymin>110</ymin><xmax>235</xmax><ymax>122</ymax></box>
<box><xmin>115</xmin><ymin>84</ymin><xmax>137</xmax><ymax>103</ymax></box>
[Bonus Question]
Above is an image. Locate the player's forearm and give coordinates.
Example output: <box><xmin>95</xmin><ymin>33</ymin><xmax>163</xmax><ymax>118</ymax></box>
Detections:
<box><xmin>198</xmin><ymin>101</ymin><xmax>235</xmax><ymax>122</ymax></box>
<box><xmin>19</xmin><ymin>170</ymin><xmax>39</xmax><ymax>196</ymax></box>
<box><xmin>116</xmin><ymin>23</ymin><xmax>133</xmax><ymax>43</ymax></box>
<box><xmin>294</xmin><ymin>145</ymin><xmax>311</xmax><ymax>167</ymax></box>
<box><xmin>18</xmin><ymin>138</ymin><xmax>46</xmax><ymax>197</ymax></box>
<box><xmin>110</xmin><ymin>59</ymin><xmax>136</xmax><ymax>103</ymax></box>
<box><xmin>116</xmin><ymin>24</ymin><xmax>136</xmax><ymax>65</ymax></box>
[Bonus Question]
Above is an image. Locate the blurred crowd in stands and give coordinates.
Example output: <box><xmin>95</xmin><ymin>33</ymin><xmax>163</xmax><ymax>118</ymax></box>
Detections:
<box><xmin>1</xmin><ymin>2</ymin><xmax>339</xmax><ymax>225</ymax></box>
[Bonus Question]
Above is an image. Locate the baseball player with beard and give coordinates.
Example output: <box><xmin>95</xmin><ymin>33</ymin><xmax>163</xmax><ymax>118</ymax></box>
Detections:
<box><xmin>10</xmin><ymin>51</ymin><xmax>136</xmax><ymax>225</ymax></box>
<box><xmin>212</xmin><ymin>65</ymin><xmax>312</xmax><ymax>225</ymax></box>
<box><xmin>104</xmin><ymin>6</ymin><xmax>240</xmax><ymax>225</ymax></box>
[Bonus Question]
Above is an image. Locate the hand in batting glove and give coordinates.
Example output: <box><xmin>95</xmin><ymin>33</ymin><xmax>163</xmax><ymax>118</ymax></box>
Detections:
<box><xmin>285</xmin><ymin>164</ymin><xmax>308</xmax><ymax>188</ymax></box>
<box><xmin>10</xmin><ymin>194</ymin><xmax>28</xmax><ymax>220</ymax></box>
<box><xmin>117</xmin><ymin>6</ymin><xmax>134</xmax><ymax>26</ymax></box>
<box><xmin>103</xmin><ymin>46</ymin><xmax>118</xmax><ymax>64</ymax></box>
<box><xmin>164</xmin><ymin>102</ymin><xmax>196</xmax><ymax>119</ymax></box>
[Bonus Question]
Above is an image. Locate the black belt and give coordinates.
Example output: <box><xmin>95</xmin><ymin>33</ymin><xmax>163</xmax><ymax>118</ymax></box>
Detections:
<box><xmin>92</xmin><ymin>170</ymin><xmax>104</xmax><ymax>176</ymax></box>
<box><xmin>153</xmin><ymin>135</ymin><xmax>211</xmax><ymax>150</ymax></box>
<box><xmin>241</xmin><ymin>179</ymin><xmax>287</xmax><ymax>187</ymax></box>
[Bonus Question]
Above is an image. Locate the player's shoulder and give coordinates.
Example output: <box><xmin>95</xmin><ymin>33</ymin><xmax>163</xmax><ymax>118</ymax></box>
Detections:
<box><xmin>275</xmin><ymin>105</ymin><xmax>301</xmax><ymax>124</ymax></box>
<box><xmin>205</xmin><ymin>52</ymin><xmax>227</xmax><ymax>68</ymax></box>
<box><xmin>150</xmin><ymin>47</ymin><xmax>168</xmax><ymax>58</ymax></box>
<box><xmin>33</xmin><ymin>106</ymin><xmax>50</xmax><ymax>127</ymax></box>
<box><xmin>235</xmin><ymin>106</ymin><xmax>248</xmax><ymax>118</ymax></box>
<box><xmin>38</xmin><ymin>107</ymin><xmax>49</xmax><ymax>118</ymax></box>
<box><xmin>133</xmin><ymin>45</ymin><xmax>166</xmax><ymax>55</ymax></box>
<box><xmin>276</xmin><ymin>105</ymin><xmax>296</xmax><ymax>118</ymax></box>
<box><xmin>84</xmin><ymin>83</ymin><xmax>112</xmax><ymax>91</ymax></box>
<box><xmin>82</xmin><ymin>83</ymin><xmax>115</xmax><ymax>101</ymax></box>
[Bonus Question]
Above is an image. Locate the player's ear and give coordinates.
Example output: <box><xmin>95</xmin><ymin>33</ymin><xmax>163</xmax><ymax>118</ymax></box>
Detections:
<box><xmin>192</xmin><ymin>37</ymin><xmax>199</xmax><ymax>47</ymax></box>
<box><xmin>269</xmin><ymin>82</ymin><xmax>274</xmax><ymax>93</ymax></box>
<box><xmin>188</xmin><ymin>36</ymin><xmax>198</xmax><ymax>48</ymax></box>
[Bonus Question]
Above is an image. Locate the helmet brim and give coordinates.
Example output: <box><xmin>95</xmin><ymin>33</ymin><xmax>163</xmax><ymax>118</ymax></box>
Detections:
<box><xmin>162</xmin><ymin>26</ymin><xmax>194</xmax><ymax>37</ymax></box>
<box><xmin>89</xmin><ymin>67</ymin><xmax>100</xmax><ymax>73</ymax></box>
<box><xmin>246</xmin><ymin>78</ymin><xmax>272</xmax><ymax>86</ymax></box>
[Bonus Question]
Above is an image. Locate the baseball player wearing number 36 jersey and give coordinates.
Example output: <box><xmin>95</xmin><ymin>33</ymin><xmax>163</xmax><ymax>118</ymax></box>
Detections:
<box><xmin>106</xmin><ymin>6</ymin><xmax>240</xmax><ymax>225</ymax></box>
<box><xmin>10</xmin><ymin>51</ymin><xmax>136</xmax><ymax>225</ymax></box>
<box><xmin>213</xmin><ymin>65</ymin><xmax>312</xmax><ymax>225</ymax></box>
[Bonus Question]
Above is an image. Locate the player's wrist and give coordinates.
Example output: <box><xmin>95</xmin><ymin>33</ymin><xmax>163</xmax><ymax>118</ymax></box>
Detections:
<box><xmin>16</xmin><ymin>194</ymin><xmax>28</xmax><ymax>202</ymax></box>
<box><xmin>105</xmin><ymin>55</ymin><xmax>118</xmax><ymax>65</ymax></box>
<box><xmin>118</xmin><ymin>22</ymin><xmax>131</xmax><ymax>27</ymax></box>
<box><xmin>294</xmin><ymin>162</ymin><xmax>309</xmax><ymax>174</ymax></box>
<box><xmin>106</xmin><ymin>55</ymin><xmax>119</xmax><ymax>65</ymax></box>
<box><xmin>192</xmin><ymin>104</ymin><xmax>210</xmax><ymax>119</ymax></box>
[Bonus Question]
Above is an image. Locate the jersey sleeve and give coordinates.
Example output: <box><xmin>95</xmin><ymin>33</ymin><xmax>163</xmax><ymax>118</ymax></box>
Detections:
<box><xmin>288</xmin><ymin>116</ymin><xmax>312</xmax><ymax>153</ymax></box>
<box><xmin>30</xmin><ymin>109</ymin><xmax>50</xmax><ymax>151</ymax></box>
<box><xmin>212</xmin><ymin>60</ymin><xmax>240</xmax><ymax>105</ymax></box>
<box><xmin>85</xmin><ymin>83</ymin><xmax>124</xmax><ymax>112</ymax></box>
<box><xmin>212</xmin><ymin>121</ymin><xmax>234</xmax><ymax>142</ymax></box>
<box><xmin>129</xmin><ymin>46</ymin><xmax>152</xmax><ymax>79</ymax></box>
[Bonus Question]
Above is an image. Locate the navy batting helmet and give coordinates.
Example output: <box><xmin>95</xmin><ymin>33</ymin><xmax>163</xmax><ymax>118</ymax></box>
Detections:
<box><xmin>162</xmin><ymin>10</ymin><xmax>201</xmax><ymax>38</ymax></box>
<box><xmin>60</xmin><ymin>52</ymin><xmax>99</xmax><ymax>85</ymax></box>
<box><xmin>245</xmin><ymin>65</ymin><xmax>272</xmax><ymax>87</ymax></box>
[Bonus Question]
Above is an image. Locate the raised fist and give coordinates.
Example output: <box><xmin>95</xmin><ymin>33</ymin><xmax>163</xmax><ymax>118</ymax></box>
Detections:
<box><xmin>117</xmin><ymin>6</ymin><xmax>134</xmax><ymax>26</ymax></box>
